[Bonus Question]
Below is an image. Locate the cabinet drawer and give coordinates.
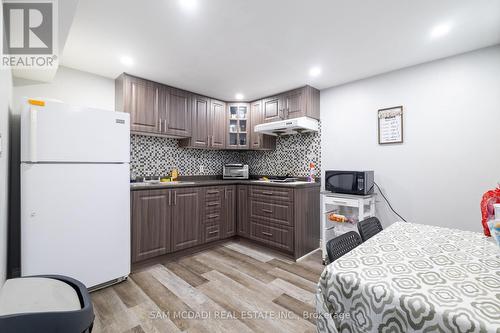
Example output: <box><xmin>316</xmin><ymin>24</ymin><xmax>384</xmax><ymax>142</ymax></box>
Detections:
<box><xmin>249</xmin><ymin>222</ymin><xmax>293</xmax><ymax>253</ymax></box>
<box><xmin>205</xmin><ymin>224</ymin><xmax>220</xmax><ymax>242</ymax></box>
<box><xmin>204</xmin><ymin>187</ymin><xmax>223</xmax><ymax>210</ymax></box>
<box><xmin>249</xmin><ymin>186</ymin><xmax>293</xmax><ymax>202</ymax></box>
<box><xmin>205</xmin><ymin>200</ymin><xmax>222</xmax><ymax>210</ymax></box>
<box><xmin>203</xmin><ymin>211</ymin><xmax>222</xmax><ymax>224</ymax></box>
<box><xmin>205</xmin><ymin>187</ymin><xmax>223</xmax><ymax>197</ymax></box>
<box><xmin>249</xmin><ymin>200</ymin><xmax>293</xmax><ymax>227</ymax></box>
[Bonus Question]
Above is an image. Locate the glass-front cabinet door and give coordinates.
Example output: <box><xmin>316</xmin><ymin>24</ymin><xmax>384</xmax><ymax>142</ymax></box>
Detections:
<box><xmin>226</xmin><ymin>103</ymin><xmax>250</xmax><ymax>149</ymax></box>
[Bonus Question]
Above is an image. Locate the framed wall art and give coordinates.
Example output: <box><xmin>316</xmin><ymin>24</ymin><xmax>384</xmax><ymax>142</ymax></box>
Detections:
<box><xmin>378</xmin><ymin>106</ymin><xmax>403</xmax><ymax>144</ymax></box>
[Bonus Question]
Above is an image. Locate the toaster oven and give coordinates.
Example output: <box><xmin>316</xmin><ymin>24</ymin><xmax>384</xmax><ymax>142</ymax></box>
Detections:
<box><xmin>223</xmin><ymin>164</ymin><xmax>249</xmax><ymax>179</ymax></box>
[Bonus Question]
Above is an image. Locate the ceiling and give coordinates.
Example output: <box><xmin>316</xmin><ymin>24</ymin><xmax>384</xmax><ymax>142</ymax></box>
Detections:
<box><xmin>61</xmin><ymin>0</ymin><xmax>500</xmax><ymax>101</ymax></box>
<box><xmin>12</xmin><ymin>0</ymin><xmax>79</xmax><ymax>82</ymax></box>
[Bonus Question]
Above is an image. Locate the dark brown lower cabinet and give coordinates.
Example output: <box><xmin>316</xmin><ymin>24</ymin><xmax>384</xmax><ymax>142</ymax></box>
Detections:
<box><xmin>131</xmin><ymin>187</ymin><xmax>200</xmax><ymax>263</ymax></box>
<box><xmin>236</xmin><ymin>185</ymin><xmax>249</xmax><ymax>237</ymax></box>
<box><xmin>171</xmin><ymin>188</ymin><xmax>201</xmax><ymax>252</ymax></box>
<box><xmin>131</xmin><ymin>190</ymin><xmax>171</xmax><ymax>263</ymax></box>
<box><xmin>249</xmin><ymin>222</ymin><xmax>294</xmax><ymax>253</ymax></box>
<box><xmin>202</xmin><ymin>186</ymin><xmax>223</xmax><ymax>243</ymax></box>
<box><xmin>222</xmin><ymin>186</ymin><xmax>236</xmax><ymax>237</ymax></box>
<box><xmin>131</xmin><ymin>184</ymin><xmax>319</xmax><ymax>263</ymax></box>
<box><xmin>246</xmin><ymin>185</ymin><xmax>319</xmax><ymax>258</ymax></box>
<box><xmin>201</xmin><ymin>186</ymin><xmax>235</xmax><ymax>242</ymax></box>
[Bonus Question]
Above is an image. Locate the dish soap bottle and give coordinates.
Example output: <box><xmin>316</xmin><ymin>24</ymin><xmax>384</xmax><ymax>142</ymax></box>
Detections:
<box><xmin>171</xmin><ymin>168</ymin><xmax>179</xmax><ymax>181</ymax></box>
<box><xmin>307</xmin><ymin>162</ymin><xmax>315</xmax><ymax>182</ymax></box>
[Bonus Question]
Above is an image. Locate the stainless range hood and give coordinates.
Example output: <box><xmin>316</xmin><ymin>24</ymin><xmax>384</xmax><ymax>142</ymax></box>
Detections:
<box><xmin>254</xmin><ymin>116</ymin><xmax>319</xmax><ymax>136</ymax></box>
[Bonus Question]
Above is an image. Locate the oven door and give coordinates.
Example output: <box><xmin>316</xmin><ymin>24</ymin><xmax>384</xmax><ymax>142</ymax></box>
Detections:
<box><xmin>224</xmin><ymin>168</ymin><xmax>245</xmax><ymax>179</ymax></box>
<box><xmin>325</xmin><ymin>171</ymin><xmax>358</xmax><ymax>194</ymax></box>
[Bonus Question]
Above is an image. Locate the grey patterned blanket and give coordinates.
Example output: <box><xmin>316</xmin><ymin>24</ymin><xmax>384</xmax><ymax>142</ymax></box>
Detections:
<box><xmin>316</xmin><ymin>222</ymin><xmax>500</xmax><ymax>333</ymax></box>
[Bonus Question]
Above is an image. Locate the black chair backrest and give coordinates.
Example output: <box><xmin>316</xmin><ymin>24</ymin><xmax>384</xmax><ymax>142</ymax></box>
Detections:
<box><xmin>0</xmin><ymin>275</ymin><xmax>94</xmax><ymax>333</ymax></box>
<box><xmin>326</xmin><ymin>231</ymin><xmax>362</xmax><ymax>263</ymax></box>
<box><xmin>358</xmin><ymin>217</ymin><xmax>383</xmax><ymax>242</ymax></box>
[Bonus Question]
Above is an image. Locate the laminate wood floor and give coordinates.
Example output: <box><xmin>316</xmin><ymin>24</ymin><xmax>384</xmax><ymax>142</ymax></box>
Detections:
<box><xmin>91</xmin><ymin>240</ymin><xmax>324</xmax><ymax>333</ymax></box>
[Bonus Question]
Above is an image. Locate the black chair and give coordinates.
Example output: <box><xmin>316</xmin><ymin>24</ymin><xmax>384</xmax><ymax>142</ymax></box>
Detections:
<box><xmin>0</xmin><ymin>275</ymin><xmax>94</xmax><ymax>333</ymax></box>
<box><xmin>326</xmin><ymin>231</ymin><xmax>363</xmax><ymax>263</ymax></box>
<box><xmin>358</xmin><ymin>217</ymin><xmax>383</xmax><ymax>242</ymax></box>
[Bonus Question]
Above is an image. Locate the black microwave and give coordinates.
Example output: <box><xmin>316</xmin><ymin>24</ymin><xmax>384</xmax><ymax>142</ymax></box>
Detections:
<box><xmin>325</xmin><ymin>171</ymin><xmax>374</xmax><ymax>195</ymax></box>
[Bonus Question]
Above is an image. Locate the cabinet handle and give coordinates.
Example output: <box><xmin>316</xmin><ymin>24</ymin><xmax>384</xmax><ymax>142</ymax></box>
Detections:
<box><xmin>262</xmin><ymin>209</ymin><xmax>273</xmax><ymax>213</ymax></box>
<box><xmin>174</xmin><ymin>191</ymin><xmax>177</xmax><ymax>206</ymax></box>
<box><xmin>207</xmin><ymin>190</ymin><xmax>219</xmax><ymax>195</ymax></box>
<box><xmin>224</xmin><ymin>188</ymin><xmax>227</xmax><ymax>199</ymax></box>
<box><xmin>208</xmin><ymin>230</ymin><xmax>219</xmax><ymax>235</ymax></box>
<box><xmin>207</xmin><ymin>214</ymin><xmax>219</xmax><ymax>219</ymax></box>
<box><xmin>164</xmin><ymin>119</ymin><xmax>167</xmax><ymax>131</ymax></box>
<box><xmin>262</xmin><ymin>231</ymin><xmax>273</xmax><ymax>237</ymax></box>
<box><xmin>168</xmin><ymin>191</ymin><xmax>172</xmax><ymax>206</ymax></box>
<box><xmin>207</xmin><ymin>202</ymin><xmax>219</xmax><ymax>207</ymax></box>
<box><xmin>331</xmin><ymin>200</ymin><xmax>349</xmax><ymax>205</ymax></box>
<box><xmin>261</xmin><ymin>191</ymin><xmax>273</xmax><ymax>195</ymax></box>
<box><xmin>159</xmin><ymin>119</ymin><xmax>162</xmax><ymax>132</ymax></box>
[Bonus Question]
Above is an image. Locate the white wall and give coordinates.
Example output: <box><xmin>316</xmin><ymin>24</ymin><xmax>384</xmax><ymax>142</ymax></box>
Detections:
<box><xmin>321</xmin><ymin>45</ymin><xmax>500</xmax><ymax>233</ymax></box>
<box><xmin>13</xmin><ymin>66</ymin><xmax>115</xmax><ymax>111</ymax></box>
<box><xmin>0</xmin><ymin>67</ymin><xmax>13</xmax><ymax>286</ymax></box>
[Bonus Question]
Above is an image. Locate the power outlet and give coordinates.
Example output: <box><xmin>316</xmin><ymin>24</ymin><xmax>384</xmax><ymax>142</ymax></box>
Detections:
<box><xmin>199</xmin><ymin>165</ymin><xmax>204</xmax><ymax>173</ymax></box>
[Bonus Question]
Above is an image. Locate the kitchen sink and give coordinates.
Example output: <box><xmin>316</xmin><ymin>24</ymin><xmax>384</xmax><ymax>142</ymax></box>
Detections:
<box><xmin>249</xmin><ymin>180</ymin><xmax>310</xmax><ymax>185</ymax></box>
<box><xmin>130</xmin><ymin>181</ymin><xmax>196</xmax><ymax>187</ymax></box>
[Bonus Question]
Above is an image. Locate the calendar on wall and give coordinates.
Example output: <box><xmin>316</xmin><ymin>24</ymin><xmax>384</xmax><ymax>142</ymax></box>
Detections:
<box><xmin>378</xmin><ymin>106</ymin><xmax>403</xmax><ymax>144</ymax></box>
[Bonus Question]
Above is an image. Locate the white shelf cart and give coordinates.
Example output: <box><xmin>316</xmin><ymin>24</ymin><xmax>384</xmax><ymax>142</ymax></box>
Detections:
<box><xmin>320</xmin><ymin>191</ymin><xmax>376</xmax><ymax>264</ymax></box>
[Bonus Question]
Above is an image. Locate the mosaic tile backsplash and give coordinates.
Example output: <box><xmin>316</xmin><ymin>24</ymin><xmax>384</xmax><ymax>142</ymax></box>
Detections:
<box><xmin>130</xmin><ymin>124</ymin><xmax>321</xmax><ymax>178</ymax></box>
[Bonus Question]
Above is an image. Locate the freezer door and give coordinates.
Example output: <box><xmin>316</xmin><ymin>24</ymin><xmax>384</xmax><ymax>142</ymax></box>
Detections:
<box><xmin>21</xmin><ymin>99</ymin><xmax>130</xmax><ymax>163</ymax></box>
<box><xmin>21</xmin><ymin>163</ymin><xmax>130</xmax><ymax>288</ymax></box>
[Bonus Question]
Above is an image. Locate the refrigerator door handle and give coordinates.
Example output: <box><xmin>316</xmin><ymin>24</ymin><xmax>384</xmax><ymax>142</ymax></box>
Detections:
<box><xmin>30</xmin><ymin>108</ymin><xmax>38</xmax><ymax>162</ymax></box>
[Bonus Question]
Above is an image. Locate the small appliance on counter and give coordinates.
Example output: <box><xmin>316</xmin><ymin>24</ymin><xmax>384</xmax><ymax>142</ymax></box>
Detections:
<box><xmin>223</xmin><ymin>164</ymin><xmax>249</xmax><ymax>179</ymax></box>
<box><xmin>325</xmin><ymin>170</ymin><xmax>374</xmax><ymax>195</ymax></box>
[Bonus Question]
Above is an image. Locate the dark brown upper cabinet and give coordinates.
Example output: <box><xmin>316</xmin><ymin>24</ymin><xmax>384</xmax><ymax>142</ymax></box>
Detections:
<box><xmin>250</xmin><ymin>100</ymin><xmax>276</xmax><ymax>150</ymax></box>
<box><xmin>180</xmin><ymin>98</ymin><xmax>226</xmax><ymax>149</ymax></box>
<box><xmin>282</xmin><ymin>87</ymin><xmax>306</xmax><ymax>119</ymax></box>
<box><xmin>262</xmin><ymin>95</ymin><xmax>282</xmax><ymax>123</ymax></box>
<box><xmin>283</xmin><ymin>86</ymin><xmax>320</xmax><ymax>120</ymax></box>
<box><xmin>209</xmin><ymin>99</ymin><xmax>226</xmax><ymax>149</ymax></box>
<box><xmin>261</xmin><ymin>86</ymin><xmax>320</xmax><ymax>123</ymax></box>
<box><xmin>188</xmin><ymin>95</ymin><xmax>210</xmax><ymax>148</ymax></box>
<box><xmin>226</xmin><ymin>103</ymin><xmax>249</xmax><ymax>150</ymax></box>
<box><xmin>116</xmin><ymin>74</ymin><xmax>191</xmax><ymax>138</ymax></box>
<box><xmin>116</xmin><ymin>75</ymin><xmax>160</xmax><ymax>134</ymax></box>
<box><xmin>161</xmin><ymin>87</ymin><xmax>192</xmax><ymax>138</ymax></box>
<box><xmin>117</xmin><ymin>72</ymin><xmax>319</xmax><ymax>150</ymax></box>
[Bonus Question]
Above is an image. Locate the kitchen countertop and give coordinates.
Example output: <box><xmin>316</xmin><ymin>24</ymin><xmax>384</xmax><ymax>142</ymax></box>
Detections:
<box><xmin>130</xmin><ymin>178</ymin><xmax>321</xmax><ymax>191</ymax></box>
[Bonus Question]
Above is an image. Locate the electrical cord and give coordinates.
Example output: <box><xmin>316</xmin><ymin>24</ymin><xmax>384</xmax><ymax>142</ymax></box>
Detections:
<box><xmin>373</xmin><ymin>181</ymin><xmax>407</xmax><ymax>222</ymax></box>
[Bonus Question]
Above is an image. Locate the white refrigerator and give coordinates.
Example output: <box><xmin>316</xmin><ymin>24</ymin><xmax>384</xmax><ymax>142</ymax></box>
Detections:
<box><xmin>20</xmin><ymin>99</ymin><xmax>131</xmax><ymax>289</ymax></box>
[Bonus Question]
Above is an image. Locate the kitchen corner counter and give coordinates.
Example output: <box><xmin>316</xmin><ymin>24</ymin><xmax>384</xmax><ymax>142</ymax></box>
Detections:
<box><xmin>130</xmin><ymin>179</ymin><xmax>321</xmax><ymax>191</ymax></box>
